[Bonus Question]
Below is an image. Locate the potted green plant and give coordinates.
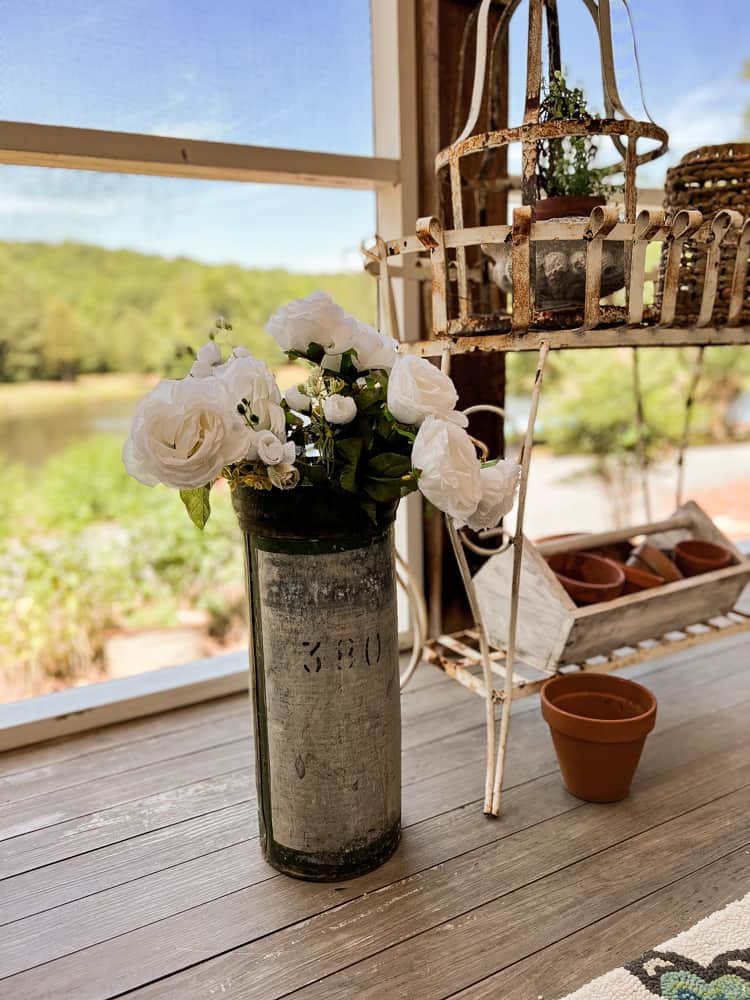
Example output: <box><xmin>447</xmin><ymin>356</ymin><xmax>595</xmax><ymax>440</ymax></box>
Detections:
<box><xmin>534</xmin><ymin>70</ymin><xmax>612</xmax><ymax>221</ymax></box>
<box><xmin>482</xmin><ymin>71</ymin><xmax>624</xmax><ymax>311</ymax></box>
<box><xmin>534</xmin><ymin>71</ymin><xmax>624</xmax><ymax>310</ymax></box>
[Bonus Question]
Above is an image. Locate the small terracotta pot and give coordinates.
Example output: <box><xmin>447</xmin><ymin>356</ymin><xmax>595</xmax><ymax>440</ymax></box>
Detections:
<box><xmin>611</xmin><ymin>560</ymin><xmax>665</xmax><ymax>595</ymax></box>
<box><xmin>534</xmin><ymin>194</ymin><xmax>605</xmax><ymax>221</ymax></box>
<box><xmin>541</xmin><ymin>672</ymin><xmax>657</xmax><ymax>802</ymax></box>
<box><xmin>628</xmin><ymin>542</ymin><xmax>683</xmax><ymax>583</ymax></box>
<box><xmin>674</xmin><ymin>539</ymin><xmax>733</xmax><ymax>577</ymax></box>
<box><xmin>546</xmin><ymin>551</ymin><xmax>625</xmax><ymax>605</ymax></box>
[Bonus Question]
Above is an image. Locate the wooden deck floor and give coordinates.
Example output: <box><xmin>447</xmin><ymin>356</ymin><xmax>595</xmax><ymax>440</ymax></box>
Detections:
<box><xmin>1</xmin><ymin>633</ymin><xmax>749</xmax><ymax>999</ymax></box>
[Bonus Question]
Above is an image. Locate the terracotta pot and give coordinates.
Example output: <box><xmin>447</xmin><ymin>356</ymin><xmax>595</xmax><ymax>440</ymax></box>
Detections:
<box><xmin>611</xmin><ymin>560</ymin><xmax>665</xmax><ymax>595</ymax></box>
<box><xmin>674</xmin><ymin>539</ymin><xmax>733</xmax><ymax>577</ymax></box>
<box><xmin>628</xmin><ymin>542</ymin><xmax>683</xmax><ymax>583</ymax></box>
<box><xmin>546</xmin><ymin>551</ymin><xmax>625</xmax><ymax>605</ymax></box>
<box><xmin>536</xmin><ymin>533</ymin><xmax>632</xmax><ymax>564</ymax></box>
<box><xmin>533</xmin><ymin>194</ymin><xmax>605</xmax><ymax>221</ymax></box>
<box><xmin>541</xmin><ymin>672</ymin><xmax>657</xmax><ymax>802</ymax></box>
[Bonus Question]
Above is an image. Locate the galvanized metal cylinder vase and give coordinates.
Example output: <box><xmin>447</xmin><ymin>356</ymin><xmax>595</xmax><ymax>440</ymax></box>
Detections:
<box><xmin>232</xmin><ymin>485</ymin><xmax>402</xmax><ymax>881</ymax></box>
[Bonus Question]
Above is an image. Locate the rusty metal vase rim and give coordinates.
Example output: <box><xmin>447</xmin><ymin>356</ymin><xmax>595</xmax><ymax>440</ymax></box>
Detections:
<box><xmin>232</xmin><ymin>484</ymin><xmax>398</xmax><ymax>540</ymax></box>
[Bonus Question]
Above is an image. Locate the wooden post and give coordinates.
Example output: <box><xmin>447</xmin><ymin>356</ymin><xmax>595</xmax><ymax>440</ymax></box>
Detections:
<box><xmin>416</xmin><ymin>0</ymin><xmax>510</xmax><ymax>634</ymax></box>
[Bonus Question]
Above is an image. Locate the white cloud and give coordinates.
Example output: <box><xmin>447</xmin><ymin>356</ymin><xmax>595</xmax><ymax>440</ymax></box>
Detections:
<box><xmin>0</xmin><ymin>195</ymin><xmax>121</xmax><ymax>217</ymax></box>
<box><xmin>147</xmin><ymin>119</ymin><xmax>241</xmax><ymax>141</ymax></box>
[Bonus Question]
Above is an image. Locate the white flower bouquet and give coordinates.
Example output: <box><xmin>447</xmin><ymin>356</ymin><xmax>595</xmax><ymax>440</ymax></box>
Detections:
<box><xmin>123</xmin><ymin>292</ymin><xmax>520</xmax><ymax>531</ymax></box>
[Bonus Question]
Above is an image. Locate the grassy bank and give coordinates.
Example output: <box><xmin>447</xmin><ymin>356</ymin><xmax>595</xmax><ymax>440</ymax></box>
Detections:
<box><xmin>1</xmin><ymin>433</ymin><xmax>246</xmax><ymax>701</ymax></box>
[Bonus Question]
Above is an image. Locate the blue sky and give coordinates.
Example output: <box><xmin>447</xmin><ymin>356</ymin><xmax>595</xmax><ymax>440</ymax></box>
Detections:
<box><xmin>0</xmin><ymin>0</ymin><xmax>747</xmax><ymax>271</ymax></box>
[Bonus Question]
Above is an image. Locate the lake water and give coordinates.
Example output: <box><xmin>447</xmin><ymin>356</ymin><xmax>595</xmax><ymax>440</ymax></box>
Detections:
<box><xmin>0</xmin><ymin>397</ymin><xmax>139</xmax><ymax>470</ymax></box>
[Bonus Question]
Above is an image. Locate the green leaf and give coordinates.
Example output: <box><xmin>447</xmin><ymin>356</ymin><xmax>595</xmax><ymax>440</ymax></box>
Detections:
<box><xmin>367</xmin><ymin>452</ymin><xmax>412</xmax><ymax>479</ymax></box>
<box><xmin>296</xmin><ymin>458</ymin><xmax>327</xmax><ymax>485</ymax></box>
<box><xmin>336</xmin><ymin>437</ymin><xmax>363</xmax><ymax>493</ymax></box>
<box><xmin>355</xmin><ymin>376</ymin><xmax>387</xmax><ymax>413</ymax></box>
<box><xmin>359</xmin><ymin>499</ymin><xmax>379</xmax><ymax>526</ymax></box>
<box><xmin>339</xmin><ymin>350</ymin><xmax>356</xmax><ymax>376</ymax></box>
<box><xmin>179</xmin><ymin>485</ymin><xmax>211</xmax><ymax>530</ymax></box>
<box><xmin>363</xmin><ymin>477</ymin><xmax>405</xmax><ymax>503</ymax></box>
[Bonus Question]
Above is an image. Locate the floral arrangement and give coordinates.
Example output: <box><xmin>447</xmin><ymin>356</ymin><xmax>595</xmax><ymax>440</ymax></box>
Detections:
<box><xmin>123</xmin><ymin>292</ymin><xmax>520</xmax><ymax>532</ymax></box>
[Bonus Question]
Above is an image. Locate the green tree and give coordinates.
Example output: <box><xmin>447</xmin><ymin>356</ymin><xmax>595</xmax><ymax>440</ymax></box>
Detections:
<box><xmin>39</xmin><ymin>298</ymin><xmax>83</xmax><ymax>381</ymax></box>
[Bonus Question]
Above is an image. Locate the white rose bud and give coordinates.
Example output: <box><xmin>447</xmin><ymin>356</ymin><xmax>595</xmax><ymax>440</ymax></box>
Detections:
<box><xmin>411</xmin><ymin>416</ymin><xmax>482</xmax><ymax>526</ymax></box>
<box><xmin>123</xmin><ymin>377</ymin><xmax>248</xmax><ymax>489</ymax></box>
<box><xmin>387</xmin><ymin>355</ymin><xmax>467</xmax><ymax>428</ymax></box>
<box><xmin>323</xmin><ymin>393</ymin><xmax>357</xmax><ymax>425</ymax></box>
<box><xmin>465</xmin><ymin>460</ymin><xmax>521</xmax><ymax>531</ymax></box>
<box><xmin>268</xmin><ymin>462</ymin><xmax>301</xmax><ymax>490</ymax></box>
<box><xmin>255</xmin><ymin>431</ymin><xmax>295</xmax><ymax>466</ymax></box>
<box><xmin>252</xmin><ymin>398</ymin><xmax>286</xmax><ymax>438</ymax></box>
<box><xmin>285</xmin><ymin>385</ymin><xmax>311</xmax><ymax>412</ymax></box>
<box><xmin>189</xmin><ymin>340</ymin><xmax>222</xmax><ymax>379</ymax></box>
<box><xmin>351</xmin><ymin>322</ymin><xmax>398</xmax><ymax>372</ymax></box>
<box><xmin>216</xmin><ymin>354</ymin><xmax>281</xmax><ymax>407</ymax></box>
<box><xmin>327</xmin><ymin>315</ymin><xmax>358</xmax><ymax>355</ymax></box>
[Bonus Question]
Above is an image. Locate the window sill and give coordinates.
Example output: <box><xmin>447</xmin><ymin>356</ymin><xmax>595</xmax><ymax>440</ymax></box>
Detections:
<box><xmin>0</xmin><ymin>652</ymin><xmax>249</xmax><ymax>752</ymax></box>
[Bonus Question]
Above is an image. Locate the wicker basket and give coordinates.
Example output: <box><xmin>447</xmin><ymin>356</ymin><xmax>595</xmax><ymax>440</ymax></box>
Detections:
<box><xmin>659</xmin><ymin>143</ymin><xmax>750</xmax><ymax>325</ymax></box>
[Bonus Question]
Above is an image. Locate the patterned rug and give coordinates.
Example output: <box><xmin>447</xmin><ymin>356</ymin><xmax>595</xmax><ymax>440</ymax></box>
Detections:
<box><xmin>561</xmin><ymin>892</ymin><xmax>750</xmax><ymax>999</ymax></box>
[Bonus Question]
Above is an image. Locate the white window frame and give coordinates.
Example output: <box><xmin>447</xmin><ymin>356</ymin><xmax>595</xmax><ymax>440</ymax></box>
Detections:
<box><xmin>0</xmin><ymin>0</ymin><xmax>422</xmax><ymax>749</ymax></box>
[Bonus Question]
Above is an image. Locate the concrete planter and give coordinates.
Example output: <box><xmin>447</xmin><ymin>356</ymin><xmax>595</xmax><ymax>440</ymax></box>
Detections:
<box><xmin>233</xmin><ymin>486</ymin><xmax>401</xmax><ymax>881</ymax></box>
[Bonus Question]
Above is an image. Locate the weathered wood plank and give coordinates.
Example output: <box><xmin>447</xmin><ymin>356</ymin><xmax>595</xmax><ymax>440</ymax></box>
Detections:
<box><xmin>453</xmin><ymin>844</ymin><xmax>750</xmax><ymax>999</ymax></box>
<box><xmin>0</xmin><ymin>769</ymin><xmax>253</xmax><ymax>880</ymax></box>
<box><xmin>0</xmin><ymin>801</ymin><xmax>255</xmax><ymax>926</ymax></box>
<box><xmin>0</xmin><ymin>711</ymin><xmax>251</xmax><ymax>805</ymax></box>
<box><xmin>285</xmin><ymin>788</ymin><xmax>750</xmax><ymax>1000</ymax></box>
<box><xmin>4</xmin><ymin>634</ymin><xmax>747</xmax><ymax>920</ymax></box>
<box><xmin>0</xmin><ymin>741</ymin><xmax>251</xmax><ymax>841</ymax></box>
<box><xmin>7</xmin><ymin>704</ymin><xmax>746</xmax><ymax>999</ymax></box>
<box><xmin>0</xmin><ymin>841</ymin><xmax>276</xmax><ymax>978</ymax></box>
<box><xmin>0</xmin><ymin>694</ymin><xmax>247</xmax><ymax>780</ymax></box>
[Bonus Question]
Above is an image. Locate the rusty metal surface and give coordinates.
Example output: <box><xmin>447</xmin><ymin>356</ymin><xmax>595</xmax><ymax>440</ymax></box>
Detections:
<box><xmin>659</xmin><ymin>210</ymin><xmax>704</xmax><ymax>327</ymax></box>
<box><xmin>417</xmin><ymin>216</ymin><xmax>449</xmax><ymax>335</ymax></box>
<box><xmin>423</xmin><ymin>612</ymin><xmax>750</xmax><ymax>705</ymax></box>
<box><xmin>510</xmin><ymin>206</ymin><xmax>532</xmax><ymax>331</ymax></box>
<box><xmin>728</xmin><ymin>219</ymin><xmax>750</xmax><ymax>326</ymax></box>
<box><xmin>436</xmin><ymin>117</ymin><xmax>669</xmax><ymax>173</ymax></box>
<box><xmin>395</xmin><ymin>323</ymin><xmax>750</xmax><ymax>356</ymax></box>
<box><xmin>697</xmin><ymin>210</ymin><xmax>745</xmax><ymax>327</ymax></box>
<box><xmin>583</xmin><ymin>205</ymin><xmax>619</xmax><ymax>328</ymax></box>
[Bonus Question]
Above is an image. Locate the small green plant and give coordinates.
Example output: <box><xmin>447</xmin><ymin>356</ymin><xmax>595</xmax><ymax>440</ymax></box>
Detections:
<box><xmin>536</xmin><ymin>71</ymin><xmax>612</xmax><ymax>200</ymax></box>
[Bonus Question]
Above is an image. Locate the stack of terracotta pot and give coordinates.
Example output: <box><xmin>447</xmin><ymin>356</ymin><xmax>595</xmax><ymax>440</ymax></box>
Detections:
<box><xmin>543</xmin><ymin>536</ymin><xmax>733</xmax><ymax>607</ymax></box>
<box><xmin>538</xmin><ymin>532</ymin><xmax>734</xmax><ymax>805</ymax></box>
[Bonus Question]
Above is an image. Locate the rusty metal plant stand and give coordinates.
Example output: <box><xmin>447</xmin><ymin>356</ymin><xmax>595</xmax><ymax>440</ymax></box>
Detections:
<box><xmin>368</xmin><ymin>0</ymin><xmax>750</xmax><ymax>818</ymax></box>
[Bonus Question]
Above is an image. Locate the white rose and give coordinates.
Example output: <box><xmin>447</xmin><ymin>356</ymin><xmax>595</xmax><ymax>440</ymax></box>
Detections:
<box><xmin>321</xmin><ymin>353</ymin><xmax>343</xmax><ymax>372</ymax></box>
<box><xmin>216</xmin><ymin>354</ymin><xmax>281</xmax><ymax>407</ymax></box>
<box><xmin>285</xmin><ymin>385</ymin><xmax>311</xmax><ymax>412</ymax></box>
<box><xmin>327</xmin><ymin>315</ymin><xmax>358</xmax><ymax>355</ymax></box>
<box><xmin>268</xmin><ymin>462</ymin><xmax>301</xmax><ymax>490</ymax></box>
<box><xmin>254</xmin><ymin>430</ymin><xmax>296</xmax><ymax>466</ymax></box>
<box><xmin>252</xmin><ymin>398</ymin><xmax>286</xmax><ymax>438</ymax></box>
<box><xmin>189</xmin><ymin>340</ymin><xmax>222</xmax><ymax>379</ymax></box>
<box><xmin>323</xmin><ymin>393</ymin><xmax>357</xmax><ymax>424</ymax></box>
<box><xmin>465</xmin><ymin>460</ymin><xmax>521</xmax><ymax>531</ymax></box>
<box><xmin>411</xmin><ymin>416</ymin><xmax>482</xmax><ymax>526</ymax></box>
<box><xmin>351</xmin><ymin>322</ymin><xmax>398</xmax><ymax>372</ymax></box>
<box><xmin>123</xmin><ymin>378</ymin><xmax>248</xmax><ymax>489</ymax></box>
<box><xmin>266</xmin><ymin>291</ymin><xmax>345</xmax><ymax>353</ymax></box>
<box><xmin>387</xmin><ymin>355</ymin><xmax>467</xmax><ymax>427</ymax></box>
